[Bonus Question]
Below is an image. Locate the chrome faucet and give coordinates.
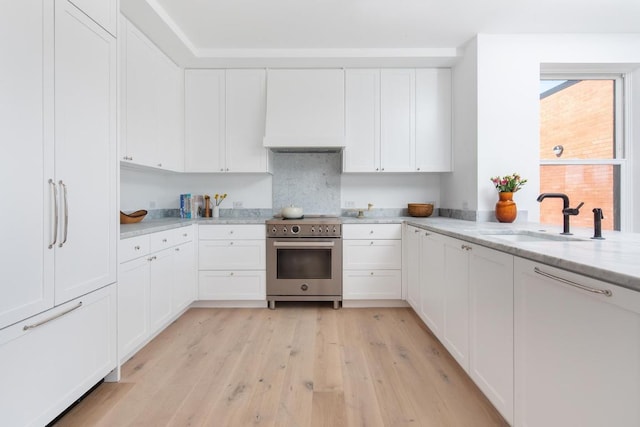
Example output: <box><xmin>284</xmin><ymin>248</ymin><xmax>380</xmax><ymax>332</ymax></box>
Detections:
<box><xmin>536</xmin><ymin>193</ymin><xmax>584</xmax><ymax>235</ymax></box>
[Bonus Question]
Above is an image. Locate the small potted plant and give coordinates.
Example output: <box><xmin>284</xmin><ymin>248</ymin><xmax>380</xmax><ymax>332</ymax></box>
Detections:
<box><xmin>490</xmin><ymin>173</ymin><xmax>527</xmax><ymax>223</ymax></box>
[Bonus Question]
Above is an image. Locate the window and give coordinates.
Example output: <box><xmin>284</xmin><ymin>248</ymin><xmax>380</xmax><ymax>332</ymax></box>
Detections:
<box><xmin>539</xmin><ymin>76</ymin><xmax>626</xmax><ymax>231</ymax></box>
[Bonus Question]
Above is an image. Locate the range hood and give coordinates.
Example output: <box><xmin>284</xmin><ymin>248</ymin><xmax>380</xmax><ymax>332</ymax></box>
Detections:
<box><xmin>263</xmin><ymin>69</ymin><xmax>345</xmax><ymax>152</ymax></box>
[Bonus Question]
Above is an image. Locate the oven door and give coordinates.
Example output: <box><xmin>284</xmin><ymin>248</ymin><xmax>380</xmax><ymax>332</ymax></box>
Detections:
<box><xmin>266</xmin><ymin>238</ymin><xmax>342</xmax><ymax>296</ymax></box>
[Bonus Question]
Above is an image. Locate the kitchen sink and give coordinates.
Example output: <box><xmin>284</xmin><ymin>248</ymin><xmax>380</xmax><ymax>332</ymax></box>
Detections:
<box><xmin>478</xmin><ymin>230</ymin><xmax>587</xmax><ymax>243</ymax></box>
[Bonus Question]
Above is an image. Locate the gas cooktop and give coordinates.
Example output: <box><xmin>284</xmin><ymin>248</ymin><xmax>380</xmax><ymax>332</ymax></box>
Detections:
<box><xmin>266</xmin><ymin>216</ymin><xmax>341</xmax><ymax>238</ymax></box>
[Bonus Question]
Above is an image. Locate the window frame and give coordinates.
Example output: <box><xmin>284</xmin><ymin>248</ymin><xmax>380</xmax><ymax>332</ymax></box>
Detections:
<box><xmin>539</xmin><ymin>73</ymin><xmax>631</xmax><ymax>231</ymax></box>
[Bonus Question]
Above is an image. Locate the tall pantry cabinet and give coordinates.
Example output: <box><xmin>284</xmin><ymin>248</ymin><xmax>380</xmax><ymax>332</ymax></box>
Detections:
<box><xmin>0</xmin><ymin>0</ymin><xmax>117</xmax><ymax>426</ymax></box>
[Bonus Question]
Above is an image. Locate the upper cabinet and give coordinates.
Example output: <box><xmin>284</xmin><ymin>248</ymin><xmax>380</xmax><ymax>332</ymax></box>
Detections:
<box><xmin>68</xmin><ymin>0</ymin><xmax>117</xmax><ymax>36</ymax></box>
<box><xmin>344</xmin><ymin>68</ymin><xmax>451</xmax><ymax>173</ymax></box>
<box><xmin>184</xmin><ymin>69</ymin><xmax>269</xmax><ymax>173</ymax></box>
<box><xmin>121</xmin><ymin>18</ymin><xmax>184</xmax><ymax>172</ymax></box>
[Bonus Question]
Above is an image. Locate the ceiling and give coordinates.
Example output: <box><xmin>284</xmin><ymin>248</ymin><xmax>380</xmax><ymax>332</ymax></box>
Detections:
<box><xmin>121</xmin><ymin>0</ymin><xmax>640</xmax><ymax>68</ymax></box>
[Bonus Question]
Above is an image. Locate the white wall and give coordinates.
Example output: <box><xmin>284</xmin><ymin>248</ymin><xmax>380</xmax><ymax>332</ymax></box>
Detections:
<box><xmin>454</xmin><ymin>33</ymin><xmax>640</xmax><ymax>227</ymax></box>
<box><xmin>633</xmin><ymin>68</ymin><xmax>640</xmax><ymax>232</ymax></box>
<box><xmin>120</xmin><ymin>167</ymin><xmax>272</xmax><ymax>211</ymax></box>
<box><xmin>442</xmin><ymin>38</ymin><xmax>478</xmax><ymax>213</ymax></box>
<box><xmin>341</xmin><ymin>173</ymin><xmax>440</xmax><ymax>209</ymax></box>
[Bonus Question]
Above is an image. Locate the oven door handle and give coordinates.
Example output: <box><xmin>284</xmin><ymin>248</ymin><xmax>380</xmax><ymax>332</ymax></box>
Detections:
<box><xmin>272</xmin><ymin>241</ymin><xmax>336</xmax><ymax>248</ymax></box>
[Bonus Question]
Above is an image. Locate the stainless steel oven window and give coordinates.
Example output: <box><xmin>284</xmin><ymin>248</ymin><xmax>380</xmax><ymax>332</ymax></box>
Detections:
<box><xmin>276</xmin><ymin>248</ymin><xmax>332</xmax><ymax>279</ymax></box>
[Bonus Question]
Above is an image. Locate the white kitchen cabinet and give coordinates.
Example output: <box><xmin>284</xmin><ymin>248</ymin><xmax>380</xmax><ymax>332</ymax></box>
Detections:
<box><xmin>514</xmin><ymin>258</ymin><xmax>640</xmax><ymax>427</ymax></box>
<box><xmin>405</xmin><ymin>226</ymin><xmax>422</xmax><ymax>310</ymax></box>
<box><xmin>54</xmin><ymin>0</ymin><xmax>117</xmax><ymax>304</ymax></box>
<box><xmin>198</xmin><ymin>225</ymin><xmax>266</xmax><ymax>301</ymax></box>
<box><xmin>344</xmin><ymin>69</ymin><xmax>380</xmax><ymax>172</ymax></box>
<box><xmin>415</xmin><ymin>69</ymin><xmax>452</xmax><ymax>172</ymax></box>
<box><xmin>344</xmin><ymin>68</ymin><xmax>451</xmax><ymax>173</ymax></box>
<box><xmin>380</xmin><ymin>69</ymin><xmax>415</xmax><ymax>172</ymax></box>
<box><xmin>419</xmin><ymin>230</ymin><xmax>445</xmax><ymax>336</ymax></box>
<box><xmin>117</xmin><ymin>226</ymin><xmax>196</xmax><ymax>362</ymax></box>
<box><xmin>0</xmin><ymin>284</ymin><xmax>116</xmax><ymax>427</ymax></box>
<box><xmin>185</xmin><ymin>69</ymin><xmax>269</xmax><ymax>173</ymax></box>
<box><xmin>0</xmin><ymin>0</ymin><xmax>54</xmax><ymax>329</ymax></box>
<box><xmin>343</xmin><ymin>224</ymin><xmax>402</xmax><ymax>300</ymax></box>
<box><xmin>199</xmin><ymin>270</ymin><xmax>266</xmax><ymax>300</ymax></box>
<box><xmin>68</xmin><ymin>0</ymin><xmax>117</xmax><ymax>35</ymax></box>
<box><xmin>469</xmin><ymin>244</ymin><xmax>514</xmax><ymax>425</ymax></box>
<box><xmin>122</xmin><ymin>18</ymin><xmax>184</xmax><ymax>171</ymax></box>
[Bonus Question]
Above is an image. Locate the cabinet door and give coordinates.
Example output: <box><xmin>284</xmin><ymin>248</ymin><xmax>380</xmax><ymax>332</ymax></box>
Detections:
<box><xmin>0</xmin><ymin>0</ymin><xmax>54</xmax><ymax>329</ymax></box>
<box><xmin>415</xmin><ymin>69</ymin><xmax>452</xmax><ymax>172</ymax></box>
<box><xmin>380</xmin><ymin>69</ymin><xmax>415</xmax><ymax>172</ymax></box>
<box><xmin>226</xmin><ymin>69</ymin><xmax>268</xmax><ymax>172</ymax></box>
<box><xmin>344</xmin><ymin>69</ymin><xmax>380</xmax><ymax>172</ymax></box>
<box><xmin>420</xmin><ymin>231</ymin><xmax>445</xmax><ymax>336</ymax></box>
<box><xmin>404</xmin><ymin>226</ymin><xmax>422</xmax><ymax>310</ymax></box>
<box><xmin>343</xmin><ymin>270</ymin><xmax>402</xmax><ymax>299</ymax></box>
<box><xmin>172</xmin><ymin>242</ymin><xmax>196</xmax><ymax>312</ymax></box>
<box><xmin>54</xmin><ymin>0</ymin><xmax>117</xmax><ymax>304</ymax></box>
<box><xmin>199</xmin><ymin>240</ymin><xmax>266</xmax><ymax>270</ymax></box>
<box><xmin>442</xmin><ymin>237</ymin><xmax>470</xmax><ymax>370</ymax></box>
<box><xmin>148</xmin><ymin>249</ymin><xmax>174</xmax><ymax>334</ymax></box>
<box><xmin>199</xmin><ymin>270</ymin><xmax>266</xmax><ymax>300</ymax></box>
<box><xmin>514</xmin><ymin>258</ymin><xmax>640</xmax><ymax>427</ymax></box>
<box><xmin>343</xmin><ymin>240</ymin><xmax>402</xmax><ymax>270</ymax></box>
<box><xmin>185</xmin><ymin>69</ymin><xmax>225</xmax><ymax>172</ymax></box>
<box><xmin>156</xmin><ymin>57</ymin><xmax>184</xmax><ymax>171</ymax></box>
<box><xmin>117</xmin><ymin>256</ymin><xmax>149</xmax><ymax>362</ymax></box>
<box><xmin>122</xmin><ymin>21</ymin><xmax>157</xmax><ymax>167</ymax></box>
<box><xmin>469</xmin><ymin>245</ymin><xmax>514</xmax><ymax>424</ymax></box>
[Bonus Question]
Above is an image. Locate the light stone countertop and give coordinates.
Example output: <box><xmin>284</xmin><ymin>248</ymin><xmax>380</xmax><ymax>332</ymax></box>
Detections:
<box><xmin>120</xmin><ymin>215</ymin><xmax>640</xmax><ymax>292</ymax></box>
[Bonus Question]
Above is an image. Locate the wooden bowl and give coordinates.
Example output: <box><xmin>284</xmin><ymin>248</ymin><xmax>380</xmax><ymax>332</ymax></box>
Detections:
<box><xmin>120</xmin><ymin>210</ymin><xmax>148</xmax><ymax>224</ymax></box>
<box><xmin>408</xmin><ymin>203</ymin><xmax>434</xmax><ymax>217</ymax></box>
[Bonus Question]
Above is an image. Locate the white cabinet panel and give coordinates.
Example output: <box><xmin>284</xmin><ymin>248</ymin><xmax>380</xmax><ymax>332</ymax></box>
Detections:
<box><xmin>442</xmin><ymin>237</ymin><xmax>470</xmax><ymax>370</ymax></box>
<box><xmin>226</xmin><ymin>69</ymin><xmax>268</xmax><ymax>172</ymax></box>
<box><xmin>156</xmin><ymin>58</ymin><xmax>184</xmax><ymax>171</ymax></box>
<box><xmin>342</xmin><ymin>223</ymin><xmax>402</xmax><ymax>240</ymax></box>
<box><xmin>0</xmin><ymin>0</ymin><xmax>54</xmax><ymax>329</ymax></box>
<box><xmin>419</xmin><ymin>231</ymin><xmax>445</xmax><ymax>336</ymax></box>
<box><xmin>199</xmin><ymin>270</ymin><xmax>266</xmax><ymax>300</ymax></box>
<box><xmin>469</xmin><ymin>245</ymin><xmax>514</xmax><ymax>424</ymax></box>
<box><xmin>343</xmin><ymin>270</ymin><xmax>402</xmax><ymax>300</ymax></box>
<box><xmin>185</xmin><ymin>69</ymin><xmax>226</xmax><ymax>172</ymax></box>
<box><xmin>199</xmin><ymin>224</ymin><xmax>265</xmax><ymax>240</ymax></box>
<box><xmin>515</xmin><ymin>258</ymin><xmax>640</xmax><ymax>427</ymax></box>
<box><xmin>148</xmin><ymin>248</ymin><xmax>174</xmax><ymax>334</ymax></box>
<box><xmin>343</xmin><ymin>240</ymin><xmax>402</xmax><ymax>270</ymax></box>
<box><xmin>405</xmin><ymin>226</ymin><xmax>422</xmax><ymax>310</ymax></box>
<box><xmin>0</xmin><ymin>284</ymin><xmax>116</xmax><ymax>427</ymax></box>
<box><xmin>68</xmin><ymin>0</ymin><xmax>117</xmax><ymax>35</ymax></box>
<box><xmin>117</xmin><ymin>256</ymin><xmax>149</xmax><ymax>362</ymax></box>
<box><xmin>415</xmin><ymin>69</ymin><xmax>452</xmax><ymax>172</ymax></box>
<box><xmin>53</xmin><ymin>1</ymin><xmax>117</xmax><ymax>304</ymax></box>
<box><xmin>173</xmin><ymin>242</ymin><xmax>196</xmax><ymax>312</ymax></box>
<box><xmin>380</xmin><ymin>69</ymin><xmax>415</xmax><ymax>172</ymax></box>
<box><xmin>344</xmin><ymin>69</ymin><xmax>380</xmax><ymax>172</ymax></box>
<box><xmin>199</xmin><ymin>240</ymin><xmax>266</xmax><ymax>270</ymax></box>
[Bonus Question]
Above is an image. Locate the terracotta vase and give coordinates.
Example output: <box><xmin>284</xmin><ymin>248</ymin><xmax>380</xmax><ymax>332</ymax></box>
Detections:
<box><xmin>495</xmin><ymin>192</ymin><xmax>517</xmax><ymax>223</ymax></box>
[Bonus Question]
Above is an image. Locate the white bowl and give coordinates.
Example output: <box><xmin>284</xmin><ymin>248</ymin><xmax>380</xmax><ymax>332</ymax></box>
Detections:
<box><xmin>281</xmin><ymin>205</ymin><xmax>303</xmax><ymax>218</ymax></box>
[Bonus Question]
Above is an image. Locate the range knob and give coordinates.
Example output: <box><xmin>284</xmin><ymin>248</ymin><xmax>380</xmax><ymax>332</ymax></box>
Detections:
<box><xmin>271</xmin><ymin>227</ymin><xmax>277</xmax><ymax>234</ymax></box>
<box><xmin>311</xmin><ymin>227</ymin><xmax>315</xmax><ymax>233</ymax></box>
<box><xmin>282</xmin><ymin>226</ymin><xmax>287</xmax><ymax>234</ymax></box>
<box><xmin>291</xmin><ymin>225</ymin><xmax>300</xmax><ymax>234</ymax></box>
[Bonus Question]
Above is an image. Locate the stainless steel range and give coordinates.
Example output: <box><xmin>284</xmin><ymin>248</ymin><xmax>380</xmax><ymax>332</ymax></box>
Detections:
<box><xmin>266</xmin><ymin>216</ymin><xmax>342</xmax><ymax>309</ymax></box>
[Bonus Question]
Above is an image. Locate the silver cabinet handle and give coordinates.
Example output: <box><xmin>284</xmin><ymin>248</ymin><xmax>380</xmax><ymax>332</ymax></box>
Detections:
<box><xmin>534</xmin><ymin>267</ymin><xmax>612</xmax><ymax>297</ymax></box>
<box><xmin>23</xmin><ymin>301</ymin><xmax>83</xmax><ymax>331</ymax></box>
<box><xmin>162</xmin><ymin>238</ymin><xmax>168</xmax><ymax>243</ymax></box>
<box><xmin>273</xmin><ymin>241</ymin><xmax>335</xmax><ymax>248</ymax></box>
<box><xmin>48</xmin><ymin>179</ymin><xmax>58</xmax><ymax>249</ymax></box>
<box><xmin>59</xmin><ymin>180</ymin><xmax>68</xmax><ymax>247</ymax></box>
<box><xmin>134</xmin><ymin>245</ymin><xmax>141</xmax><ymax>250</ymax></box>
<box><xmin>461</xmin><ymin>244</ymin><xmax>472</xmax><ymax>251</ymax></box>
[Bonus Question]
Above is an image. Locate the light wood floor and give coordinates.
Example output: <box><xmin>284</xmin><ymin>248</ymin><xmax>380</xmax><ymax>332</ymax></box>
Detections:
<box><xmin>54</xmin><ymin>304</ymin><xmax>508</xmax><ymax>427</ymax></box>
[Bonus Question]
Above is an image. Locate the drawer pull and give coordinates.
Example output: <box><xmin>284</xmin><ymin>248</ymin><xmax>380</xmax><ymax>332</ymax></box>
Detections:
<box><xmin>148</xmin><ymin>256</ymin><xmax>157</xmax><ymax>261</ymax></box>
<box><xmin>23</xmin><ymin>301</ymin><xmax>83</xmax><ymax>331</ymax></box>
<box><xmin>183</xmin><ymin>233</ymin><xmax>188</xmax><ymax>237</ymax></box>
<box><xmin>534</xmin><ymin>267</ymin><xmax>612</xmax><ymax>297</ymax></box>
<box><xmin>162</xmin><ymin>238</ymin><xmax>168</xmax><ymax>243</ymax></box>
<box><xmin>134</xmin><ymin>245</ymin><xmax>140</xmax><ymax>250</ymax></box>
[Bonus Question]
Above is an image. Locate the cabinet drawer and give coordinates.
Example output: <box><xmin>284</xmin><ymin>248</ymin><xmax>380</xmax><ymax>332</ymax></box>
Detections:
<box><xmin>149</xmin><ymin>228</ymin><xmax>185</xmax><ymax>252</ymax></box>
<box><xmin>343</xmin><ymin>270</ymin><xmax>402</xmax><ymax>299</ymax></box>
<box><xmin>199</xmin><ymin>240</ymin><xmax>266</xmax><ymax>270</ymax></box>
<box><xmin>174</xmin><ymin>225</ymin><xmax>194</xmax><ymax>245</ymax></box>
<box><xmin>199</xmin><ymin>224</ymin><xmax>265</xmax><ymax>240</ymax></box>
<box><xmin>0</xmin><ymin>285</ymin><xmax>116</xmax><ymax>427</ymax></box>
<box><xmin>119</xmin><ymin>235</ymin><xmax>150</xmax><ymax>263</ymax></box>
<box><xmin>198</xmin><ymin>270</ymin><xmax>266</xmax><ymax>300</ymax></box>
<box><xmin>343</xmin><ymin>223</ymin><xmax>402</xmax><ymax>240</ymax></box>
<box><xmin>343</xmin><ymin>240</ymin><xmax>402</xmax><ymax>270</ymax></box>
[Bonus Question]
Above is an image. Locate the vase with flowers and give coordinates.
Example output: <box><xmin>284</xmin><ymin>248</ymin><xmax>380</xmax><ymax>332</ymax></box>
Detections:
<box><xmin>212</xmin><ymin>193</ymin><xmax>227</xmax><ymax>218</ymax></box>
<box><xmin>490</xmin><ymin>173</ymin><xmax>527</xmax><ymax>223</ymax></box>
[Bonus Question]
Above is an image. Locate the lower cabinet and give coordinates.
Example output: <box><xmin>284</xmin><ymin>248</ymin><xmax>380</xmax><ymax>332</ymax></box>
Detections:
<box><xmin>0</xmin><ymin>284</ymin><xmax>116</xmax><ymax>427</ymax></box>
<box><xmin>118</xmin><ymin>226</ymin><xmax>196</xmax><ymax>362</ymax></box>
<box><xmin>343</xmin><ymin>224</ymin><xmax>403</xmax><ymax>300</ymax></box>
<box><xmin>514</xmin><ymin>257</ymin><xmax>640</xmax><ymax>427</ymax></box>
<box><xmin>197</xmin><ymin>225</ymin><xmax>266</xmax><ymax>301</ymax></box>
